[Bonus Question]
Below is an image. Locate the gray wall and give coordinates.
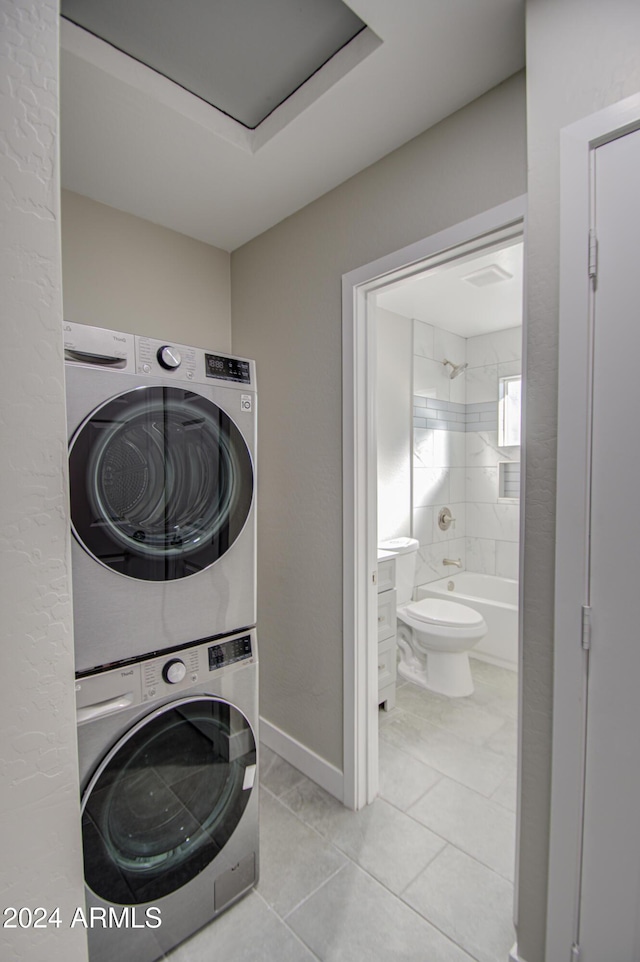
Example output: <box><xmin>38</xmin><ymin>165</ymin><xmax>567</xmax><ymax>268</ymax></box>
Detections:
<box><xmin>0</xmin><ymin>2</ymin><xmax>87</xmax><ymax>960</ymax></box>
<box><xmin>231</xmin><ymin>71</ymin><xmax>527</xmax><ymax>770</ymax></box>
<box><xmin>61</xmin><ymin>190</ymin><xmax>231</xmax><ymax>349</ymax></box>
<box><xmin>520</xmin><ymin>2</ymin><xmax>640</xmax><ymax>960</ymax></box>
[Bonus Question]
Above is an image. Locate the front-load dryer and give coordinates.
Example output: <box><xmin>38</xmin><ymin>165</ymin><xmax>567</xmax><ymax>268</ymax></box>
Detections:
<box><xmin>76</xmin><ymin>628</ymin><xmax>259</xmax><ymax>962</ymax></box>
<box><xmin>64</xmin><ymin>323</ymin><xmax>257</xmax><ymax>673</ymax></box>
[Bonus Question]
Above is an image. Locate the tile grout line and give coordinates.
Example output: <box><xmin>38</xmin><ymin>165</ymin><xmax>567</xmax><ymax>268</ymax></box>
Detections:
<box><xmin>252</xmin><ymin>888</ymin><xmax>325</xmax><ymax>962</ymax></box>
<box><xmin>281</xmin><ymin>862</ymin><xmax>350</xmax><ymax>923</ymax></box>
<box><xmin>380</xmin><ymin>771</ymin><xmax>443</xmax><ymax>817</ymax></box>
<box><xmin>379</xmin><ymin>758</ymin><xmax>518</xmax><ymax>850</ymax></box>
<box><xmin>287</xmin><ymin>847</ymin><xmax>479</xmax><ymax>962</ymax></box>
<box><xmin>258</xmin><ymin>674</ymin><xmax>516</xmax><ymax>959</ymax></box>
<box><xmin>264</xmin><ymin>776</ymin><xmax>470</xmax><ymax>937</ymax></box>
<box><xmin>379</xmin><ymin>729</ymin><xmax>511</xmax><ymax>800</ymax></box>
<box><xmin>269</xmin><ymin>775</ymin><xmax>503</xmax><ymax>954</ymax></box>
<box><xmin>380</xmin><ymin>698</ymin><xmax>516</xmax><ymax>745</ymax></box>
<box><xmin>396</xmin><ymin>842</ymin><xmax>513</xmax><ymax>961</ymax></box>
<box><xmin>379</xmin><ymin>789</ymin><xmax>517</xmax><ymax>886</ymax></box>
<box><xmin>263</xmin><ymin>783</ymin><xmax>511</xmax><ymax>961</ymax></box>
<box><xmin>385</xmin><ymin>700</ymin><xmax>511</xmax><ymax>748</ymax></box>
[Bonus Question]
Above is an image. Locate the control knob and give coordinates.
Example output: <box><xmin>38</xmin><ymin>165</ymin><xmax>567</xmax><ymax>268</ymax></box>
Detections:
<box><xmin>163</xmin><ymin>658</ymin><xmax>187</xmax><ymax>684</ymax></box>
<box><xmin>157</xmin><ymin>345</ymin><xmax>182</xmax><ymax>370</ymax></box>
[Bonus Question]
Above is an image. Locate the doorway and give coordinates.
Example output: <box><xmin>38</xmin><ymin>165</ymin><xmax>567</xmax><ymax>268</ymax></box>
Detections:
<box><xmin>342</xmin><ymin>196</ymin><xmax>526</xmax><ymax>955</ymax></box>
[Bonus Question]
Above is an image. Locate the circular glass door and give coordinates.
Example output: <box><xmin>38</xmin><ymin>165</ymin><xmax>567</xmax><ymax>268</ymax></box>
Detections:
<box><xmin>69</xmin><ymin>386</ymin><xmax>253</xmax><ymax>581</ymax></box>
<box><xmin>81</xmin><ymin>696</ymin><xmax>257</xmax><ymax>905</ymax></box>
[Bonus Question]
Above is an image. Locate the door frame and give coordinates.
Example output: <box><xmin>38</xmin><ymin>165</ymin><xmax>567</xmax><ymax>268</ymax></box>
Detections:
<box><xmin>341</xmin><ymin>194</ymin><xmax>527</xmax><ymax>814</ymax></box>
<box><xmin>547</xmin><ymin>92</ymin><xmax>640</xmax><ymax>961</ymax></box>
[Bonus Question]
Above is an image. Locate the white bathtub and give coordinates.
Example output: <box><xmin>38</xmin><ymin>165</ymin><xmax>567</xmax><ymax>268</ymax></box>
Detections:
<box><xmin>416</xmin><ymin>572</ymin><xmax>519</xmax><ymax>671</ymax></box>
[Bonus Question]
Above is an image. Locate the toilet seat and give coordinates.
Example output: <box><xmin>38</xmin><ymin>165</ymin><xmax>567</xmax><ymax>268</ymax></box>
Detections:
<box><xmin>405</xmin><ymin>598</ymin><xmax>484</xmax><ymax>629</ymax></box>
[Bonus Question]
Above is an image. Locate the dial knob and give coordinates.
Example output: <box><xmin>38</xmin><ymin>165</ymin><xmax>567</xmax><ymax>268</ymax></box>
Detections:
<box><xmin>163</xmin><ymin>658</ymin><xmax>187</xmax><ymax>685</ymax></box>
<box><xmin>157</xmin><ymin>345</ymin><xmax>182</xmax><ymax>370</ymax></box>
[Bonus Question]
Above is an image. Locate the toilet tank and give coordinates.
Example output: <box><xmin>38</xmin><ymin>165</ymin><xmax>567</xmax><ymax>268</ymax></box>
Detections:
<box><xmin>378</xmin><ymin>537</ymin><xmax>418</xmax><ymax>605</ymax></box>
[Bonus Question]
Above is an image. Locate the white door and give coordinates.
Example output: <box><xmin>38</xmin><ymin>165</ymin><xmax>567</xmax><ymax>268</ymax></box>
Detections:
<box><xmin>579</xmin><ymin>125</ymin><xmax>640</xmax><ymax>960</ymax></box>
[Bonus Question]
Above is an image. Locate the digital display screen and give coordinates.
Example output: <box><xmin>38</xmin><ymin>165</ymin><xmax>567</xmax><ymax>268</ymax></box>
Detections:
<box><xmin>205</xmin><ymin>353</ymin><xmax>251</xmax><ymax>384</ymax></box>
<box><xmin>208</xmin><ymin>635</ymin><xmax>252</xmax><ymax>671</ymax></box>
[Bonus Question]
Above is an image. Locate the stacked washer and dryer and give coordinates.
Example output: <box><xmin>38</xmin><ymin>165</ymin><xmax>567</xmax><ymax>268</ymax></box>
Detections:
<box><xmin>64</xmin><ymin>323</ymin><xmax>259</xmax><ymax>962</ymax></box>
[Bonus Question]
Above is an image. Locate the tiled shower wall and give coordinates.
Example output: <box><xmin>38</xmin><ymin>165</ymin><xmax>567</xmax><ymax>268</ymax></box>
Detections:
<box><xmin>412</xmin><ymin>321</ymin><xmax>521</xmax><ymax>588</ymax></box>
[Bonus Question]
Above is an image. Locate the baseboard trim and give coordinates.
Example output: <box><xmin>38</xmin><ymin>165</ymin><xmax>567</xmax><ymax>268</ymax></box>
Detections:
<box><xmin>259</xmin><ymin>716</ymin><xmax>344</xmax><ymax>803</ymax></box>
<box><xmin>509</xmin><ymin>944</ymin><xmax>527</xmax><ymax>962</ymax></box>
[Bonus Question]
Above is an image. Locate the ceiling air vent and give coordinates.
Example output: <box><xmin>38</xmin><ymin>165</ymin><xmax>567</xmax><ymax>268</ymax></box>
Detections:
<box><xmin>462</xmin><ymin>264</ymin><xmax>513</xmax><ymax>288</ymax></box>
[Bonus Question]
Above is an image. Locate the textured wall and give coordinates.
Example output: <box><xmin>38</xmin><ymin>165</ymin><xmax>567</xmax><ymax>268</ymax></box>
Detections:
<box><xmin>0</xmin><ymin>2</ymin><xmax>87</xmax><ymax>960</ymax></box>
<box><xmin>61</xmin><ymin>190</ymin><xmax>231</xmax><ymax>350</ymax></box>
<box><xmin>231</xmin><ymin>72</ymin><xmax>527</xmax><ymax>770</ymax></box>
<box><xmin>519</xmin><ymin>2</ymin><xmax>640</xmax><ymax>960</ymax></box>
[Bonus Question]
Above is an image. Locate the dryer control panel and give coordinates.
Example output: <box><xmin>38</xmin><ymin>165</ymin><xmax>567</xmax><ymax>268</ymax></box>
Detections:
<box><xmin>62</xmin><ymin>323</ymin><xmax>255</xmax><ymax>389</ymax></box>
<box><xmin>135</xmin><ymin>335</ymin><xmax>256</xmax><ymax>389</ymax></box>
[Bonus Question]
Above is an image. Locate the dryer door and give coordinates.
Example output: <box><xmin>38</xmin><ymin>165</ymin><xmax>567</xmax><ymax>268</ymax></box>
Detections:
<box><xmin>81</xmin><ymin>696</ymin><xmax>257</xmax><ymax>905</ymax></box>
<box><xmin>69</xmin><ymin>385</ymin><xmax>253</xmax><ymax>581</ymax></box>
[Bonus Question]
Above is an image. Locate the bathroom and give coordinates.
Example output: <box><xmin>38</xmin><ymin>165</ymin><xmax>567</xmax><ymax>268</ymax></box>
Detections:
<box><xmin>374</xmin><ymin>238</ymin><xmax>522</xmax><ymax>960</ymax></box>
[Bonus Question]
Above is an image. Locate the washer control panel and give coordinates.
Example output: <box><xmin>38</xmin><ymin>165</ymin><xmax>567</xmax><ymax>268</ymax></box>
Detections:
<box><xmin>208</xmin><ymin>634</ymin><xmax>253</xmax><ymax>671</ymax></box>
<box><xmin>76</xmin><ymin>629</ymin><xmax>257</xmax><ymax>718</ymax></box>
<box><xmin>142</xmin><ymin>646</ymin><xmax>201</xmax><ymax>701</ymax></box>
<box><xmin>163</xmin><ymin>658</ymin><xmax>188</xmax><ymax>684</ymax></box>
<box><xmin>140</xmin><ymin>632</ymin><xmax>254</xmax><ymax>702</ymax></box>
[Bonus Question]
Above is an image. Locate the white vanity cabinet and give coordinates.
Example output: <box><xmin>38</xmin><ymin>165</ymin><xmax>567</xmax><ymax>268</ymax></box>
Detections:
<box><xmin>377</xmin><ymin>551</ymin><xmax>397</xmax><ymax>711</ymax></box>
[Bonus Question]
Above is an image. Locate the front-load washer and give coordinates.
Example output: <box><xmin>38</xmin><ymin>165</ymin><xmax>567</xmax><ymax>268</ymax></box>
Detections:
<box><xmin>64</xmin><ymin>323</ymin><xmax>257</xmax><ymax>673</ymax></box>
<box><xmin>76</xmin><ymin>628</ymin><xmax>259</xmax><ymax>962</ymax></box>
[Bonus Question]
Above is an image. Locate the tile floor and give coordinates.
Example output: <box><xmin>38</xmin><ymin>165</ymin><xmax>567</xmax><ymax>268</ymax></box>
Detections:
<box><xmin>168</xmin><ymin>659</ymin><xmax>517</xmax><ymax>962</ymax></box>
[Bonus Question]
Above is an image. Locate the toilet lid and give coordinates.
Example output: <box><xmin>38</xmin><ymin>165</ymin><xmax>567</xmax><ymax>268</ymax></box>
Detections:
<box><xmin>405</xmin><ymin>598</ymin><xmax>484</xmax><ymax>628</ymax></box>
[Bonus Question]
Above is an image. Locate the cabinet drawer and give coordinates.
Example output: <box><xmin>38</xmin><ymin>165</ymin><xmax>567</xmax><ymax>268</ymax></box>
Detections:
<box><xmin>377</xmin><ymin>589</ymin><xmax>396</xmax><ymax>642</ymax></box>
<box><xmin>377</xmin><ymin>557</ymin><xmax>396</xmax><ymax>594</ymax></box>
<box><xmin>377</xmin><ymin>640</ymin><xmax>397</xmax><ymax>692</ymax></box>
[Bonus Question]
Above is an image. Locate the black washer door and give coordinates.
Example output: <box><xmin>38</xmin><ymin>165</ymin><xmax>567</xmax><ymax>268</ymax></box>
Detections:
<box><xmin>81</xmin><ymin>697</ymin><xmax>256</xmax><ymax>905</ymax></box>
<box><xmin>69</xmin><ymin>386</ymin><xmax>253</xmax><ymax>581</ymax></box>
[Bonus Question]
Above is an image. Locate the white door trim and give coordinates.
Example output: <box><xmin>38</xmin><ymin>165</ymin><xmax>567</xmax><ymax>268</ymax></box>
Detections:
<box><xmin>341</xmin><ymin>195</ymin><xmax>527</xmax><ymax>813</ymax></box>
<box><xmin>548</xmin><ymin>92</ymin><xmax>640</xmax><ymax>962</ymax></box>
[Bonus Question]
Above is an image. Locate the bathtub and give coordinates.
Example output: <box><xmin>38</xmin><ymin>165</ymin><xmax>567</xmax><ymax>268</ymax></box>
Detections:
<box><xmin>416</xmin><ymin>572</ymin><xmax>519</xmax><ymax>671</ymax></box>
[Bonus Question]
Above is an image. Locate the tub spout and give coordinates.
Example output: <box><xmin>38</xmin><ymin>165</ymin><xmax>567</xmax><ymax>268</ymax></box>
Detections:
<box><xmin>443</xmin><ymin>558</ymin><xmax>462</xmax><ymax>568</ymax></box>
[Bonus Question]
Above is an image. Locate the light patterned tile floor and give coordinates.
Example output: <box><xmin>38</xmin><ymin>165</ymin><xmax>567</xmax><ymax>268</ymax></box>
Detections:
<box><xmin>168</xmin><ymin>659</ymin><xmax>517</xmax><ymax>962</ymax></box>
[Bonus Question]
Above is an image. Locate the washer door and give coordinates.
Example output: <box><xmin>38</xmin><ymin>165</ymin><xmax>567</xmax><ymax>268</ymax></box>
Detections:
<box><xmin>81</xmin><ymin>696</ymin><xmax>257</xmax><ymax>905</ymax></box>
<box><xmin>69</xmin><ymin>385</ymin><xmax>253</xmax><ymax>581</ymax></box>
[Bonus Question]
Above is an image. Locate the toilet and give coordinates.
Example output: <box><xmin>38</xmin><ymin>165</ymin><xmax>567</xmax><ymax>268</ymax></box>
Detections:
<box><xmin>379</xmin><ymin>537</ymin><xmax>487</xmax><ymax>697</ymax></box>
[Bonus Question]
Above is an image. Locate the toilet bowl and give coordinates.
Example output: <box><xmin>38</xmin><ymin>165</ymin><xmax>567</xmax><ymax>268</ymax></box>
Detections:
<box><xmin>396</xmin><ymin>597</ymin><xmax>487</xmax><ymax>697</ymax></box>
<box><xmin>378</xmin><ymin>536</ymin><xmax>487</xmax><ymax>698</ymax></box>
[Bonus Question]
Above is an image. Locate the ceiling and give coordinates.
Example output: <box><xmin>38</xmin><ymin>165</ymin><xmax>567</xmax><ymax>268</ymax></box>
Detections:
<box><xmin>60</xmin><ymin>0</ymin><xmax>525</xmax><ymax>252</ymax></box>
<box><xmin>60</xmin><ymin>0</ymin><xmax>367</xmax><ymax>129</ymax></box>
<box><xmin>376</xmin><ymin>240</ymin><xmax>523</xmax><ymax>337</ymax></box>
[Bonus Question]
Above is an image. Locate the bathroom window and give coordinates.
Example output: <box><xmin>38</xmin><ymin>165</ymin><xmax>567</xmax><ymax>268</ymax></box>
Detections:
<box><xmin>499</xmin><ymin>375</ymin><xmax>522</xmax><ymax>447</ymax></box>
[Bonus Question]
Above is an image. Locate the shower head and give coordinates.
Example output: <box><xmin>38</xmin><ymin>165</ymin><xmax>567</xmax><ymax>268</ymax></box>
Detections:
<box><xmin>442</xmin><ymin>359</ymin><xmax>469</xmax><ymax>380</ymax></box>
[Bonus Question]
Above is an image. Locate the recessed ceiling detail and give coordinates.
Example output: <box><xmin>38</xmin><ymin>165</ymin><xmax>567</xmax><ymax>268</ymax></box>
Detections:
<box><xmin>61</xmin><ymin>0</ymin><xmax>367</xmax><ymax>129</ymax></box>
<box><xmin>60</xmin><ymin>1</ymin><xmax>526</xmax><ymax>251</ymax></box>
